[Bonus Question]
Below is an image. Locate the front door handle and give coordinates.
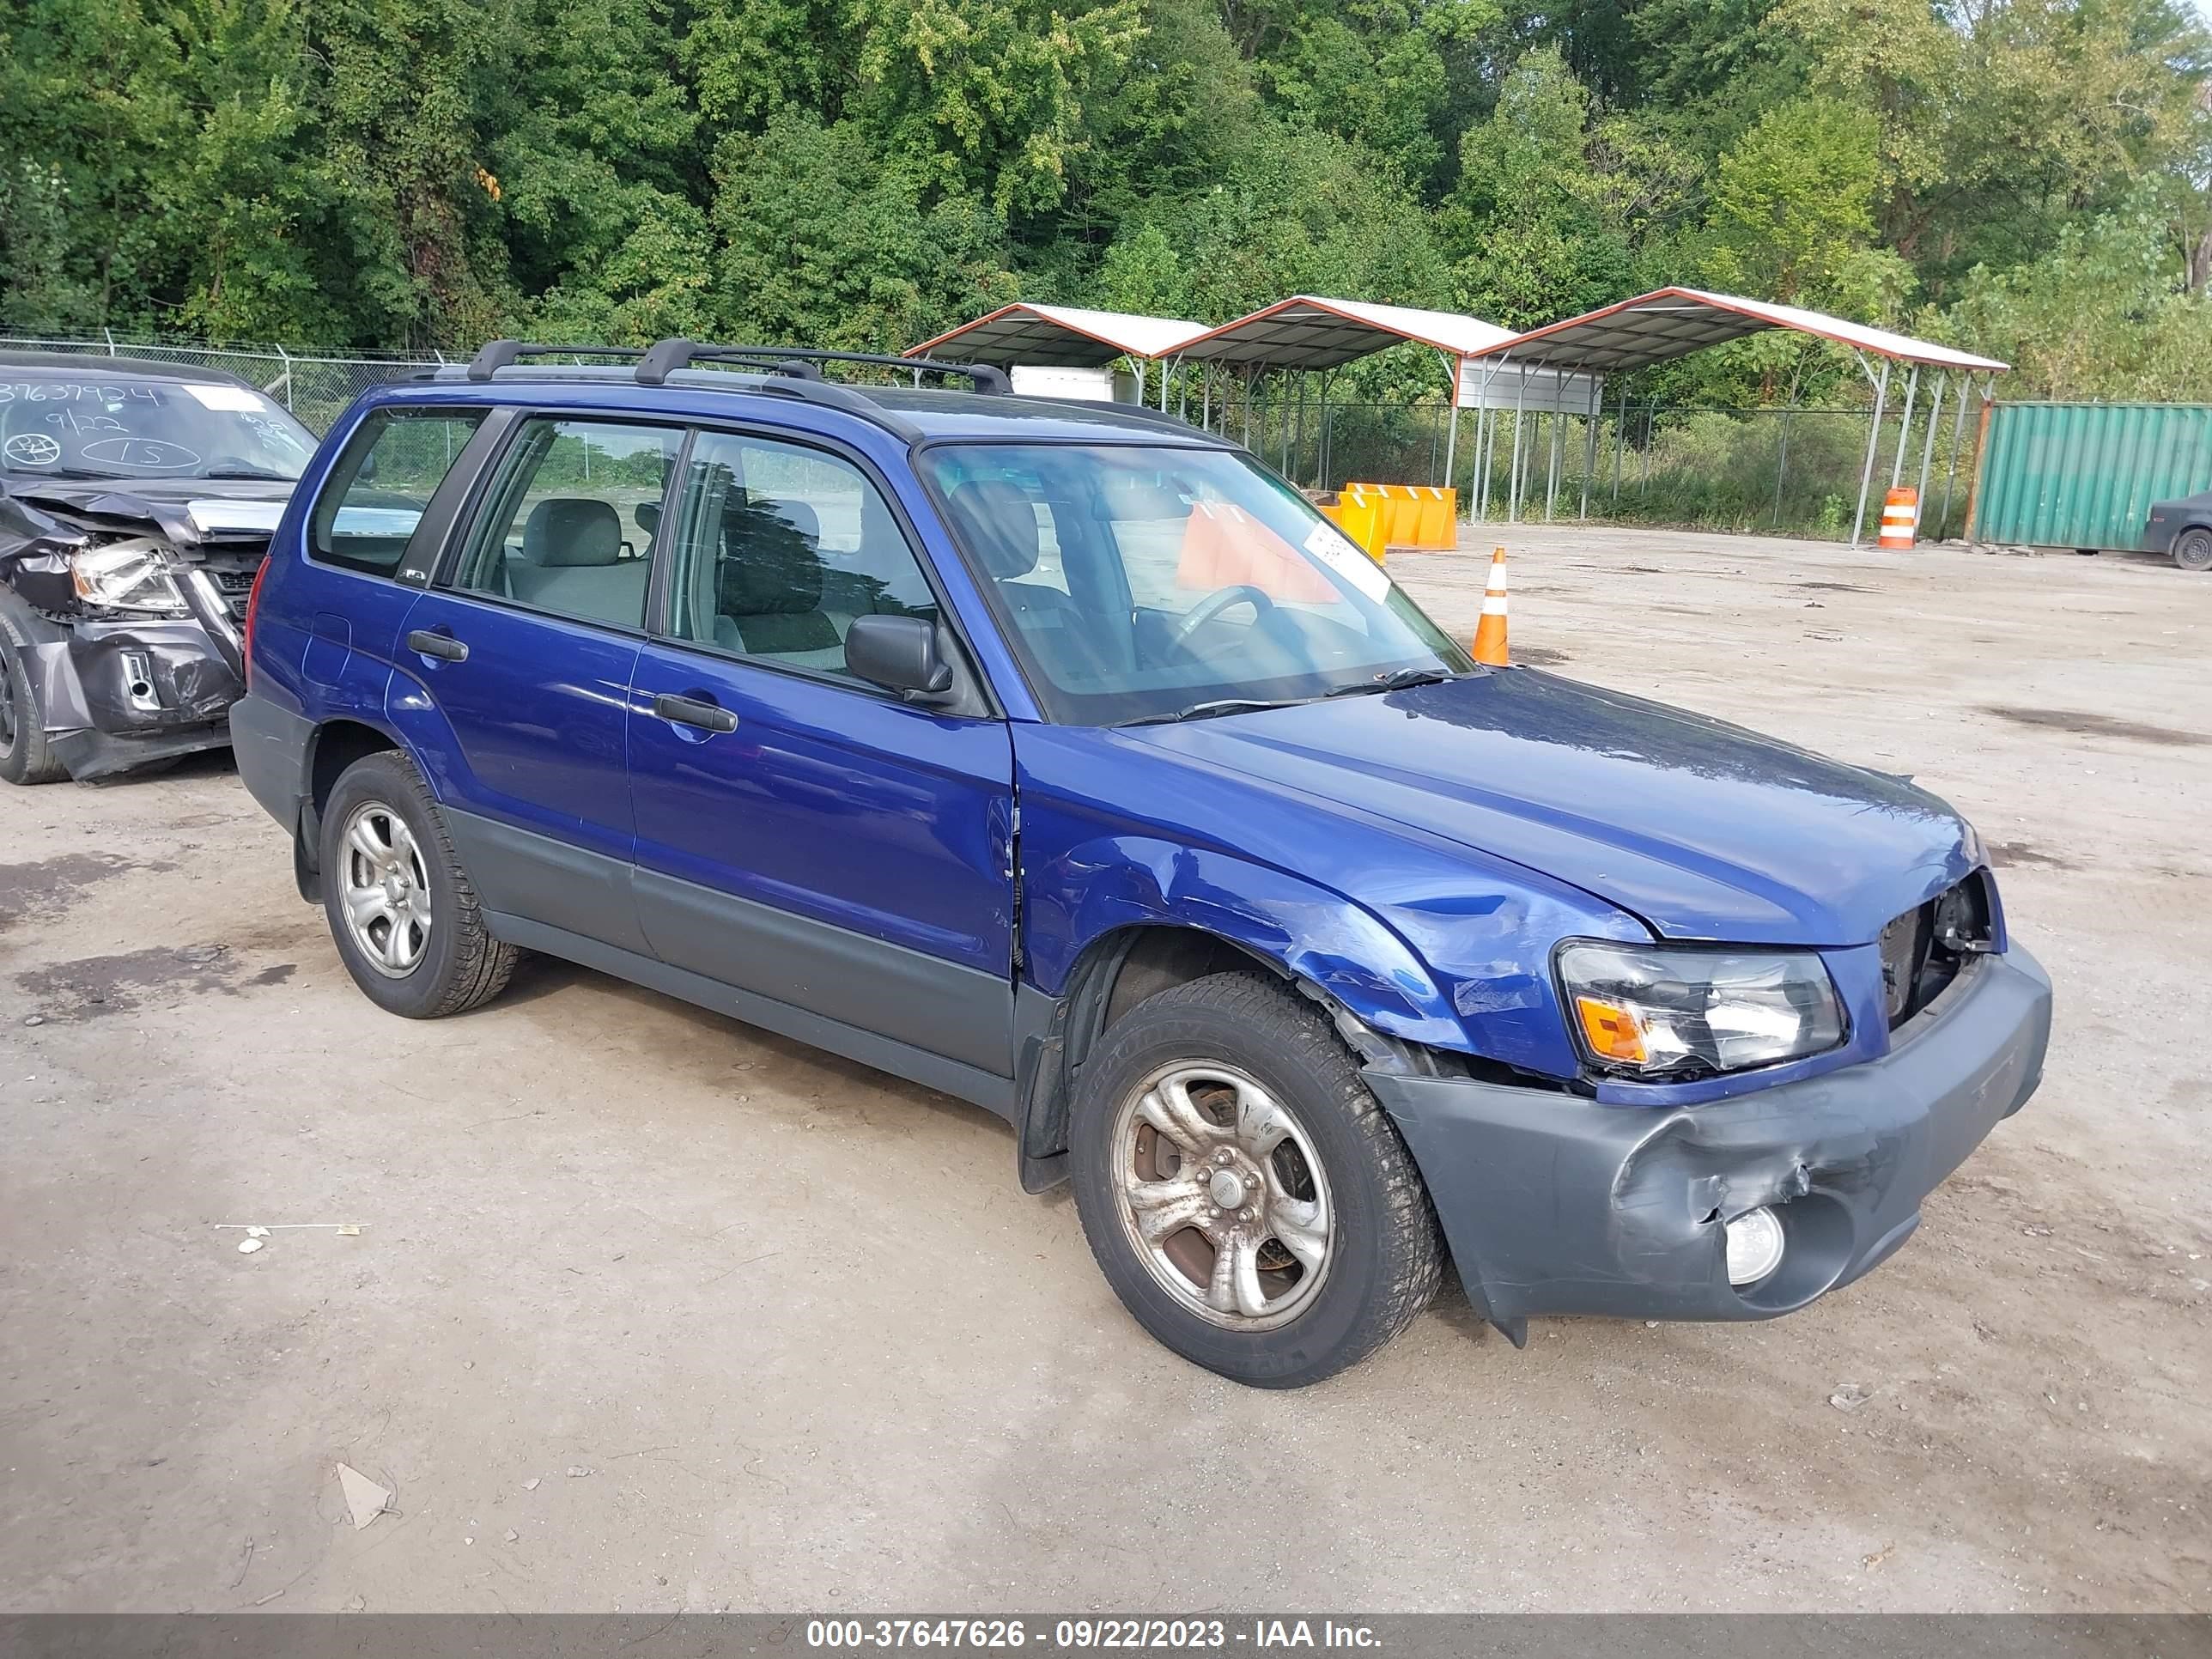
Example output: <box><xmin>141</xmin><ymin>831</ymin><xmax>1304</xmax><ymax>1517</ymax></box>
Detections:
<box><xmin>653</xmin><ymin>692</ymin><xmax>738</xmax><ymax>734</ymax></box>
<box><xmin>406</xmin><ymin>629</ymin><xmax>469</xmax><ymax>663</ymax></box>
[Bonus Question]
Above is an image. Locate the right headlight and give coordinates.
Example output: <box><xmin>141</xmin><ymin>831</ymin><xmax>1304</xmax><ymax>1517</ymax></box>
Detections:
<box><xmin>1556</xmin><ymin>939</ymin><xmax>1845</xmax><ymax>1080</ymax></box>
<box><xmin>70</xmin><ymin>539</ymin><xmax>187</xmax><ymax>615</ymax></box>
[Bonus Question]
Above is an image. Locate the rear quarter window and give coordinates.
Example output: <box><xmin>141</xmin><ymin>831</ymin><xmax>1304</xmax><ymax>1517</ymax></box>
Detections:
<box><xmin>310</xmin><ymin>409</ymin><xmax>486</xmax><ymax>578</ymax></box>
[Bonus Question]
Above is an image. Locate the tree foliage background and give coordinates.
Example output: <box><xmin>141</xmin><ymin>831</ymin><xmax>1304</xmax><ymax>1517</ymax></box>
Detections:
<box><xmin>4</xmin><ymin>0</ymin><xmax>2212</xmax><ymax>401</ymax></box>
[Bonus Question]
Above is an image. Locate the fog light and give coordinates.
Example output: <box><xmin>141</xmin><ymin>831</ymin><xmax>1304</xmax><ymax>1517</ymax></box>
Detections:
<box><xmin>1725</xmin><ymin>1206</ymin><xmax>1786</xmax><ymax>1286</ymax></box>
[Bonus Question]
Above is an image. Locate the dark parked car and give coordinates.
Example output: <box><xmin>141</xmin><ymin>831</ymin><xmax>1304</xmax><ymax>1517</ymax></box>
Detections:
<box><xmin>2141</xmin><ymin>491</ymin><xmax>2212</xmax><ymax>571</ymax></box>
<box><xmin>229</xmin><ymin>342</ymin><xmax>2051</xmax><ymax>1387</ymax></box>
<box><xmin>0</xmin><ymin>350</ymin><xmax>318</xmax><ymax>782</ymax></box>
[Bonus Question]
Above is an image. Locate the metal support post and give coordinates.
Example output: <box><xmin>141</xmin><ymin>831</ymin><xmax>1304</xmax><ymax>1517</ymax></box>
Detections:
<box><xmin>1441</xmin><ymin>351</ymin><xmax>1462</xmax><ymax>498</ymax></box>
<box><xmin>1545</xmin><ymin>406</ymin><xmax>1564</xmax><ymax>521</ymax></box>
<box><xmin>1850</xmin><ymin>355</ymin><xmax>1892</xmax><ymax>549</ymax></box>
<box><xmin>1578</xmin><ymin>375</ymin><xmax>1601</xmax><ymax>520</ymax></box>
<box><xmin>1912</xmin><ymin>371</ymin><xmax>1946</xmax><ymax>541</ymax></box>
<box><xmin>1888</xmin><ymin>363</ymin><xmax>1921</xmax><ymax>487</ymax></box>
<box><xmin>1939</xmin><ymin>370</ymin><xmax>1972</xmax><ymax>534</ymax></box>
<box><xmin>1612</xmin><ymin>379</ymin><xmax>1627</xmax><ymax>506</ymax></box>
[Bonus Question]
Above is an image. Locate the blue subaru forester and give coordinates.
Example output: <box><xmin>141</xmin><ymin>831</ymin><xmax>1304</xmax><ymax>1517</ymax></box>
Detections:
<box><xmin>231</xmin><ymin>341</ymin><xmax>2051</xmax><ymax>1387</ymax></box>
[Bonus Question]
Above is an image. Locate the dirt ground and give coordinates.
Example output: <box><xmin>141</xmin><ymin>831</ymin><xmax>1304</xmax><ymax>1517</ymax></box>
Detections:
<box><xmin>1</xmin><ymin>525</ymin><xmax>2206</xmax><ymax>1615</ymax></box>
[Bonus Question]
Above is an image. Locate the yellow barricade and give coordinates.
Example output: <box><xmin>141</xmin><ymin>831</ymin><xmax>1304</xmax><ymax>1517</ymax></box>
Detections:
<box><xmin>1339</xmin><ymin>482</ymin><xmax>1457</xmax><ymax>550</ymax></box>
<box><xmin>1318</xmin><ymin>494</ymin><xmax>1388</xmax><ymax>563</ymax></box>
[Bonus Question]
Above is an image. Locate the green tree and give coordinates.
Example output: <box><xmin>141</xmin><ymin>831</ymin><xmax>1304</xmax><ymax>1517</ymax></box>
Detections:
<box><xmin>1700</xmin><ymin>97</ymin><xmax>1895</xmax><ymax>310</ymax></box>
<box><xmin>845</xmin><ymin>0</ymin><xmax>1146</xmax><ymax>217</ymax></box>
<box><xmin>710</xmin><ymin>112</ymin><xmax>1019</xmax><ymax>349</ymax></box>
<box><xmin>1946</xmin><ymin>196</ymin><xmax>2212</xmax><ymax>398</ymax></box>
<box><xmin>1092</xmin><ymin>222</ymin><xmax>1190</xmax><ymax>317</ymax></box>
<box><xmin>1440</xmin><ymin>48</ymin><xmax>1694</xmax><ymax>327</ymax></box>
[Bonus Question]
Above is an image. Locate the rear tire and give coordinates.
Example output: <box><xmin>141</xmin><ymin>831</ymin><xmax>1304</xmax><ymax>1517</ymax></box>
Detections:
<box><xmin>2174</xmin><ymin>527</ymin><xmax>2212</xmax><ymax>573</ymax></box>
<box><xmin>0</xmin><ymin>607</ymin><xmax>68</xmax><ymax>785</ymax></box>
<box><xmin>319</xmin><ymin>750</ymin><xmax>517</xmax><ymax>1018</ymax></box>
<box><xmin>1068</xmin><ymin>971</ymin><xmax>1444</xmax><ymax>1388</ymax></box>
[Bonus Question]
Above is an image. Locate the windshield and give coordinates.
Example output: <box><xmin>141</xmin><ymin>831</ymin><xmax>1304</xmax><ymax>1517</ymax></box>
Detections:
<box><xmin>0</xmin><ymin>373</ymin><xmax>316</xmax><ymax>482</ymax></box>
<box><xmin>923</xmin><ymin>443</ymin><xmax>1472</xmax><ymax>726</ymax></box>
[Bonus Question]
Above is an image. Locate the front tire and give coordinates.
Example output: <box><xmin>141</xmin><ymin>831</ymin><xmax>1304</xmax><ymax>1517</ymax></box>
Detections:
<box><xmin>319</xmin><ymin>750</ymin><xmax>517</xmax><ymax>1018</ymax></box>
<box><xmin>2174</xmin><ymin>527</ymin><xmax>2212</xmax><ymax>572</ymax></box>
<box><xmin>1068</xmin><ymin>971</ymin><xmax>1444</xmax><ymax>1388</ymax></box>
<box><xmin>0</xmin><ymin>607</ymin><xmax>68</xmax><ymax>784</ymax></box>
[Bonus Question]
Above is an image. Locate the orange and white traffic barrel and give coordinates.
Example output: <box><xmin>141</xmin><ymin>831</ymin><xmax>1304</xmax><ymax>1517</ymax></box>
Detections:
<box><xmin>1877</xmin><ymin>486</ymin><xmax>1918</xmax><ymax>549</ymax></box>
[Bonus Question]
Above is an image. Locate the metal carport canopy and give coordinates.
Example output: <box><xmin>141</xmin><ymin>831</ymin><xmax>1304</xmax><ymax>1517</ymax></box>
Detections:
<box><xmin>1461</xmin><ymin>287</ymin><xmax>2008</xmax><ymax>549</ymax></box>
<box><xmin>1176</xmin><ymin>295</ymin><xmax>1516</xmax><ymax>368</ymax></box>
<box><xmin>1167</xmin><ymin>296</ymin><xmax>1516</xmax><ymax>489</ymax></box>
<box><xmin>909</xmin><ymin>302</ymin><xmax>1208</xmax><ymax>367</ymax></box>
<box><xmin>1461</xmin><ymin>286</ymin><xmax>2008</xmax><ymax>374</ymax></box>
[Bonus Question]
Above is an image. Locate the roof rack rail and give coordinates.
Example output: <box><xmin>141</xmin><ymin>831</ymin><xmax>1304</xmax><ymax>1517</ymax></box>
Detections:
<box><xmin>635</xmin><ymin>340</ymin><xmax>1011</xmax><ymax>394</ymax></box>
<box><xmin>744</xmin><ymin>374</ymin><xmax>922</xmax><ymax>442</ymax></box>
<box><xmin>465</xmin><ymin>342</ymin><xmax>650</xmax><ymax>381</ymax></box>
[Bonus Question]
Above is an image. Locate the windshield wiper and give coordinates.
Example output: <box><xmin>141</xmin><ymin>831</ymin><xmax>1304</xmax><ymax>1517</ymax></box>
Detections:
<box><xmin>1113</xmin><ymin>697</ymin><xmax>1300</xmax><ymax>728</ymax></box>
<box><xmin>1323</xmin><ymin>666</ymin><xmax>1457</xmax><ymax>699</ymax></box>
<box><xmin>198</xmin><ymin>466</ymin><xmax>296</xmax><ymax>481</ymax></box>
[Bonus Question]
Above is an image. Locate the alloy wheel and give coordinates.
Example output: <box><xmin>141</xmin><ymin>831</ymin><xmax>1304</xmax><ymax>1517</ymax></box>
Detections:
<box><xmin>337</xmin><ymin>802</ymin><xmax>432</xmax><ymax>977</ymax></box>
<box><xmin>1109</xmin><ymin>1061</ymin><xmax>1335</xmax><ymax>1331</ymax></box>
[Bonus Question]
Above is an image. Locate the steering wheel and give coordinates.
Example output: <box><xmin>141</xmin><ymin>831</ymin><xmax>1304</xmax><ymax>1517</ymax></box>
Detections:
<box><xmin>1170</xmin><ymin>583</ymin><xmax>1275</xmax><ymax>649</ymax></box>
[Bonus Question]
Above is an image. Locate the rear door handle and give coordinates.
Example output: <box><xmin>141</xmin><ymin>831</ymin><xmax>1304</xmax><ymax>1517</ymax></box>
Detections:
<box><xmin>653</xmin><ymin>692</ymin><xmax>738</xmax><ymax>734</ymax></box>
<box><xmin>406</xmin><ymin>629</ymin><xmax>469</xmax><ymax>663</ymax></box>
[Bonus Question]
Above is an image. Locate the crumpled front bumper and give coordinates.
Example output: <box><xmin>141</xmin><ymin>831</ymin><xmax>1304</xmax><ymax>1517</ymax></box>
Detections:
<box><xmin>1366</xmin><ymin>946</ymin><xmax>2051</xmax><ymax>1336</ymax></box>
<box><xmin>20</xmin><ymin>616</ymin><xmax>245</xmax><ymax>779</ymax></box>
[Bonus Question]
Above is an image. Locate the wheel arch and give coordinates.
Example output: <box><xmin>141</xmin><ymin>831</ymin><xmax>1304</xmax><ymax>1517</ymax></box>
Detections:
<box><xmin>293</xmin><ymin>717</ymin><xmax>404</xmax><ymax>901</ymax></box>
<box><xmin>1017</xmin><ymin>922</ymin><xmax>1300</xmax><ymax>1193</ymax></box>
<box><xmin>1012</xmin><ymin>858</ymin><xmax>1469</xmax><ymax>1194</ymax></box>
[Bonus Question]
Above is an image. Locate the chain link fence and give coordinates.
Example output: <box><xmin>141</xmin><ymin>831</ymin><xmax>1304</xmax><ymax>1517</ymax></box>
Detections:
<box><xmin>1202</xmin><ymin>396</ymin><xmax>1978</xmax><ymax>543</ymax></box>
<box><xmin>0</xmin><ymin>333</ymin><xmax>446</xmax><ymax>434</ymax></box>
<box><xmin>3</xmin><ymin>334</ymin><xmax>1978</xmax><ymax>542</ymax></box>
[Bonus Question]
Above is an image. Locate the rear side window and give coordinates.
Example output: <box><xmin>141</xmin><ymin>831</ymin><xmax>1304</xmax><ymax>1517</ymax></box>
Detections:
<box><xmin>310</xmin><ymin>409</ymin><xmax>485</xmax><ymax>577</ymax></box>
<box><xmin>449</xmin><ymin>418</ymin><xmax>684</xmax><ymax>630</ymax></box>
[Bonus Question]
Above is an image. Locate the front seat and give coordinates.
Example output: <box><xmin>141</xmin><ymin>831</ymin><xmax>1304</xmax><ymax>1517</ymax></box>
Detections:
<box><xmin>944</xmin><ymin>478</ymin><xmax>1122</xmax><ymax>678</ymax></box>
<box><xmin>714</xmin><ymin>495</ymin><xmax>843</xmax><ymax>670</ymax></box>
<box><xmin>510</xmin><ymin>498</ymin><xmax>647</xmax><ymax>625</ymax></box>
<box><xmin>945</xmin><ymin>478</ymin><xmax>1085</xmax><ymax>624</ymax></box>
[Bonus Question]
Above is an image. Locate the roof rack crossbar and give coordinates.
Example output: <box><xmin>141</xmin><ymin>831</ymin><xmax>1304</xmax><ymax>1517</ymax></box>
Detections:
<box><xmin>465</xmin><ymin>342</ymin><xmax>648</xmax><ymax>381</ymax></box>
<box><xmin>636</xmin><ymin>340</ymin><xmax>1010</xmax><ymax>394</ymax></box>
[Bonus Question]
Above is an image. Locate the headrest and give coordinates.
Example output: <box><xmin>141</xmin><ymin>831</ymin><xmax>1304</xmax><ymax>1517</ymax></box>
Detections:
<box><xmin>523</xmin><ymin>498</ymin><xmax>622</xmax><ymax>567</ymax></box>
<box><xmin>765</xmin><ymin>498</ymin><xmax>818</xmax><ymax>545</ymax></box>
<box><xmin>719</xmin><ymin>496</ymin><xmax>825</xmax><ymax>617</ymax></box>
<box><xmin>945</xmin><ymin>478</ymin><xmax>1042</xmax><ymax>580</ymax></box>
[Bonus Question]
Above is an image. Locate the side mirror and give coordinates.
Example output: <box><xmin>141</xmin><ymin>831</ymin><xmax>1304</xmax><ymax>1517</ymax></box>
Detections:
<box><xmin>355</xmin><ymin>451</ymin><xmax>379</xmax><ymax>483</ymax></box>
<box><xmin>846</xmin><ymin>613</ymin><xmax>954</xmax><ymax>701</ymax></box>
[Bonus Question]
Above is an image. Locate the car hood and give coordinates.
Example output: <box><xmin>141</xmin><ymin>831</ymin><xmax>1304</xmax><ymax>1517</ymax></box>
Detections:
<box><xmin>6</xmin><ymin>474</ymin><xmax>295</xmax><ymax>545</ymax></box>
<box><xmin>1121</xmin><ymin>669</ymin><xmax>1978</xmax><ymax>946</ymax></box>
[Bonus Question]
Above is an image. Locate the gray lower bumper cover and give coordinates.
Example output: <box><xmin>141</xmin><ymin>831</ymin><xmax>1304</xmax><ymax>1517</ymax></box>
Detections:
<box><xmin>228</xmin><ymin>691</ymin><xmax>314</xmax><ymax>825</ymax></box>
<box><xmin>1365</xmin><ymin>947</ymin><xmax>2051</xmax><ymax>1333</ymax></box>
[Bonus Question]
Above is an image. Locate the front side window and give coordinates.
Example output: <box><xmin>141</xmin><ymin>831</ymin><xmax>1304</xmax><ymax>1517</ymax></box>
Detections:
<box><xmin>662</xmin><ymin>430</ymin><xmax>938</xmax><ymax>681</ymax></box>
<box><xmin>452</xmin><ymin>419</ymin><xmax>683</xmax><ymax>629</ymax></box>
<box><xmin>921</xmin><ymin>444</ymin><xmax>1471</xmax><ymax>725</ymax></box>
<box><xmin>310</xmin><ymin>408</ymin><xmax>486</xmax><ymax>578</ymax></box>
<box><xmin>0</xmin><ymin>371</ymin><xmax>315</xmax><ymax>482</ymax></box>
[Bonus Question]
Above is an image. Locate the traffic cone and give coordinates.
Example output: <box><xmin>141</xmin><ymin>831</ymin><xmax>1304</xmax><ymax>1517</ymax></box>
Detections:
<box><xmin>1471</xmin><ymin>545</ymin><xmax>1510</xmax><ymax>665</ymax></box>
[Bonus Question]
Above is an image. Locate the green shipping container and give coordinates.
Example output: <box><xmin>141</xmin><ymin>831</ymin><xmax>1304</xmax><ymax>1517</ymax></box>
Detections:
<box><xmin>1973</xmin><ymin>402</ymin><xmax>2212</xmax><ymax>551</ymax></box>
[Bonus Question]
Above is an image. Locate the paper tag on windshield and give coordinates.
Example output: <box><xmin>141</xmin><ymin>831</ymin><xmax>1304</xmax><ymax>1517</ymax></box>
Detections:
<box><xmin>1304</xmin><ymin>520</ymin><xmax>1389</xmax><ymax>601</ymax></box>
<box><xmin>182</xmin><ymin>383</ymin><xmax>269</xmax><ymax>412</ymax></box>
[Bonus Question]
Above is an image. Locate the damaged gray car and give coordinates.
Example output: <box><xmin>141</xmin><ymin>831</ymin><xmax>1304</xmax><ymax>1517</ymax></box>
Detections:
<box><xmin>0</xmin><ymin>351</ymin><xmax>318</xmax><ymax>782</ymax></box>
